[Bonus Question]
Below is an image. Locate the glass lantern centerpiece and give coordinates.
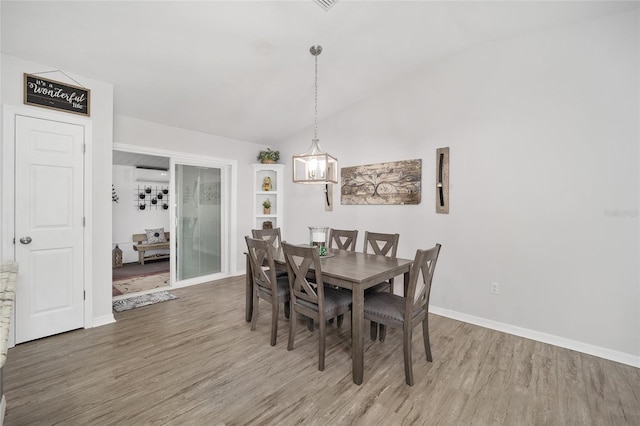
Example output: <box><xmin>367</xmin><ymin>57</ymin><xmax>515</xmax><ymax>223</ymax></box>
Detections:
<box><xmin>309</xmin><ymin>226</ymin><xmax>329</xmax><ymax>256</ymax></box>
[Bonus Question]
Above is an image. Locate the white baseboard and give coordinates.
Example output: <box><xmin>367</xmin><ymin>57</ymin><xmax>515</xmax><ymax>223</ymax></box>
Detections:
<box><xmin>91</xmin><ymin>314</ymin><xmax>116</xmax><ymax>328</ymax></box>
<box><xmin>429</xmin><ymin>305</ymin><xmax>640</xmax><ymax>369</ymax></box>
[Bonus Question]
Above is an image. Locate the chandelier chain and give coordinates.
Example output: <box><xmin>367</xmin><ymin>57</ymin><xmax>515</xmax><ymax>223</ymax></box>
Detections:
<box><xmin>314</xmin><ymin>52</ymin><xmax>318</xmax><ymax>141</ymax></box>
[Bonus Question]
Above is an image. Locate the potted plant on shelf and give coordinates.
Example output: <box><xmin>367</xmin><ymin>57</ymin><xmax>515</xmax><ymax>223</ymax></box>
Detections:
<box><xmin>257</xmin><ymin>148</ymin><xmax>280</xmax><ymax>164</ymax></box>
<box><xmin>263</xmin><ymin>199</ymin><xmax>272</xmax><ymax>214</ymax></box>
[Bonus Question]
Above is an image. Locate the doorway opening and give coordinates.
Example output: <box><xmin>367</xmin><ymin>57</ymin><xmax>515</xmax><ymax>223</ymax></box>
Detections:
<box><xmin>112</xmin><ymin>150</ymin><xmax>171</xmax><ymax>299</ymax></box>
<box><xmin>111</xmin><ymin>144</ymin><xmax>236</xmax><ymax>299</ymax></box>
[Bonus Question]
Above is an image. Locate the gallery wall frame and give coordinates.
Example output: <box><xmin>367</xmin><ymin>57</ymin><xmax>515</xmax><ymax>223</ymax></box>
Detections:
<box><xmin>341</xmin><ymin>159</ymin><xmax>421</xmax><ymax>205</ymax></box>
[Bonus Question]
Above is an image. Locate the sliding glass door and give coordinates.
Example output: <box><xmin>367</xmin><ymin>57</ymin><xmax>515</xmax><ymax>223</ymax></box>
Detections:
<box><xmin>173</xmin><ymin>162</ymin><xmax>229</xmax><ymax>284</ymax></box>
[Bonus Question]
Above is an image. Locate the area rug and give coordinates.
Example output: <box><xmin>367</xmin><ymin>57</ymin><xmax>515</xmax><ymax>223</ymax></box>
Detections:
<box><xmin>113</xmin><ymin>272</ymin><xmax>169</xmax><ymax>296</ymax></box>
<box><xmin>112</xmin><ymin>290</ymin><xmax>178</xmax><ymax>312</ymax></box>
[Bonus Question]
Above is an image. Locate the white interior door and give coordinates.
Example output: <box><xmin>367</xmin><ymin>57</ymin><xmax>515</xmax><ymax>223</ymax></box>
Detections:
<box><xmin>14</xmin><ymin>115</ymin><xmax>85</xmax><ymax>344</ymax></box>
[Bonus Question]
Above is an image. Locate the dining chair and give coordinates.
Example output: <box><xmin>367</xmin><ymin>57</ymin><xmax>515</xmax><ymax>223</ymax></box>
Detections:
<box><xmin>363</xmin><ymin>231</ymin><xmax>400</xmax><ymax>340</ymax></box>
<box><xmin>245</xmin><ymin>236</ymin><xmax>290</xmax><ymax>346</ymax></box>
<box><xmin>252</xmin><ymin>227</ymin><xmax>287</xmax><ymax>278</ymax></box>
<box><xmin>328</xmin><ymin>228</ymin><xmax>358</xmax><ymax>251</ymax></box>
<box><xmin>252</xmin><ymin>227</ymin><xmax>282</xmax><ymax>248</ymax></box>
<box><xmin>282</xmin><ymin>241</ymin><xmax>352</xmax><ymax>371</ymax></box>
<box><xmin>363</xmin><ymin>243</ymin><xmax>441</xmax><ymax>385</ymax></box>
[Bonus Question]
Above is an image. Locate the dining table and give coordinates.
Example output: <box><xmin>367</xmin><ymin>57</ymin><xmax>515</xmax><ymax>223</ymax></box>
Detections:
<box><xmin>245</xmin><ymin>246</ymin><xmax>413</xmax><ymax>385</ymax></box>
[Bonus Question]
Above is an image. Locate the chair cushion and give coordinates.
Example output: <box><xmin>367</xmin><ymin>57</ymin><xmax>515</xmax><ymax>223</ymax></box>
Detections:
<box><xmin>274</xmin><ymin>276</ymin><xmax>290</xmax><ymax>298</ymax></box>
<box><xmin>258</xmin><ymin>275</ymin><xmax>290</xmax><ymax>298</ymax></box>
<box><xmin>296</xmin><ymin>286</ymin><xmax>352</xmax><ymax>317</ymax></box>
<box><xmin>364</xmin><ymin>292</ymin><xmax>406</xmax><ymax>323</ymax></box>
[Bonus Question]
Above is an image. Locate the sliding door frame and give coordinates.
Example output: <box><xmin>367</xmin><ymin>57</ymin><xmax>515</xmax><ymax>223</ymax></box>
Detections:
<box><xmin>112</xmin><ymin>143</ymin><xmax>238</xmax><ymax>288</ymax></box>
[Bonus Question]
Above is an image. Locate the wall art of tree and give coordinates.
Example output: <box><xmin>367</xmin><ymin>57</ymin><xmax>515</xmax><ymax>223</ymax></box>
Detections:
<box><xmin>341</xmin><ymin>159</ymin><xmax>422</xmax><ymax>205</ymax></box>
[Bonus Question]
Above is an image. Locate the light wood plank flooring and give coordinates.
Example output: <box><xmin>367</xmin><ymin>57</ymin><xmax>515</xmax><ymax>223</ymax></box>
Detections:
<box><xmin>4</xmin><ymin>276</ymin><xmax>639</xmax><ymax>425</ymax></box>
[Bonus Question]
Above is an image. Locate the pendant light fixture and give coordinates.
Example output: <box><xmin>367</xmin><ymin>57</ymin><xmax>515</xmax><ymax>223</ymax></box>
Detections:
<box><xmin>293</xmin><ymin>45</ymin><xmax>338</xmax><ymax>184</ymax></box>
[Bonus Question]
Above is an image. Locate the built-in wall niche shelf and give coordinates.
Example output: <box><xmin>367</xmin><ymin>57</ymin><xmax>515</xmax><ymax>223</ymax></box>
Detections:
<box><xmin>134</xmin><ymin>185</ymin><xmax>170</xmax><ymax>211</ymax></box>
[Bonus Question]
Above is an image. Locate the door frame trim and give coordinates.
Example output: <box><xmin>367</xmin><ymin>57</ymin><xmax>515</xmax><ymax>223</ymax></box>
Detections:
<box><xmin>2</xmin><ymin>105</ymin><xmax>93</xmax><ymax>346</ymax></box>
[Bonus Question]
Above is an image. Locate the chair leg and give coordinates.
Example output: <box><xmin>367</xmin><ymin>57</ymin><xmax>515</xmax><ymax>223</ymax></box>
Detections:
<box><xmin>284</xmin><ymin>301</ymin><xmax>290</xmax><ymax>319</ymax></box>
<box><xmin>270</xmin><ymin>301</ymin><xmax>279</xmax><ymax>346</ymax></box>
<box><xmin>370</xmin><ymin>321</ymin><xmax>378</xmax><ymax>340</ymax></box>
<box><xmin>250</xmin><ymin>293</ymin><xmax>259</xmax><ymax>331</ymax></box>
<box><xmin>287</xmin><ymin>308</ymin><xmax>297</xmax><ymax>351</ymax></box>
<box><xmin>307</xmin><ymin>318</ymin><xmax>314</xmax><ymax>332</ymax></box>
<box><xmin>403</xmin><ymin>326</ymin><xmax>414</xmax><ymax>386</ymax></box>
<box><xmin>379</xmin><ymin>324</ymin><xmax>386</xmax><ymax>342</ymax></box>
<box><xmin>337</xmin><ymin>314</ymin><xmax>344</xmax><ymax>328</ymax></box>
<box><xmin>318</xmin><ymin>316</ymin><xmax>326</xmax><ymax>371</ymax></box>
<box><xmin>423</xmin><ymin>316</ymin><xmax>433</xmax><ymax>362</ymax></box>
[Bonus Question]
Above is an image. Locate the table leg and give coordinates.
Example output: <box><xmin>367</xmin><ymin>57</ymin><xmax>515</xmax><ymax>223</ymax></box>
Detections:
<box><xmin>352</xmin><ymin>287</ymin><xmax>364</xmax><ymax>385</ymax></box>
<box><xmin>245</xmin><ymin>254</ymin><xmax>253</xmax><ymax>322</ymax></box>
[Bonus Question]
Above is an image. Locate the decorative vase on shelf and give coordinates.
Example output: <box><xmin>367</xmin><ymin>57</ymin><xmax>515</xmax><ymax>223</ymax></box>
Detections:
<box><xmin>264</xmin><ymin>207</ymin><xmax>271</xmax><ymax>215</ymax></box>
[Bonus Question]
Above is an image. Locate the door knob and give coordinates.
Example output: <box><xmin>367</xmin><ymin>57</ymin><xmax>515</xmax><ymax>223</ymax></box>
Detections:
<box><xmin>19</xmin><ymin>236</ymin><xmax>32</xmax><ymax>244</ymax></box>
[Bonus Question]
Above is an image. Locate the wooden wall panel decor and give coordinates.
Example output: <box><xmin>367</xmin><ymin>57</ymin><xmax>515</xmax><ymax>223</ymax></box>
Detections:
<box><xmin>436</xmin><ymin>147</ymin><xmax>449</xmax><ymax>214</ymax></box>
<box><xmin>341</xmin><ymin>159</ymin><xmax>421</xmax><ymax>205</ymax></box>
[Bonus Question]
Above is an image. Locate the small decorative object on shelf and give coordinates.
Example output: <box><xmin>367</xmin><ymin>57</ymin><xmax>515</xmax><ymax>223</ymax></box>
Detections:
<box><xmin>145</xmin><ymin>187</ymin><xmax>152</xmax><ymax>194</ymax></box>
<box><xmin>263</xmin><ymin>198</ymin><xmax>271</xmax><ymax>214</ymax></box>
<box><xmin>263</xmin><ymin>176</ymin><xmax>272</xmax><ymax>191</ymax></box>
<box><xmin>112</xmin><ymin>244</ymin><xmax>123</xmax><ymax>268</ymax></box>
<box><xmin>262</xmin><ymin>221</ymin><xmax>273</xmax><ymax>230</ymax></box>
<box><xmin>257</xmin><ymin>148</ymin><xmax>280</xmax><ymax>164</ymax></box>
<box><xmin>112</xmin><ymin>184</ymin><xmax>119</xmax><ymax>203</ymax></box>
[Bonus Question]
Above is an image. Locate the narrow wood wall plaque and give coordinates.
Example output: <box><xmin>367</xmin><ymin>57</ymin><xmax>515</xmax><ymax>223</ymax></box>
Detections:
<box><xmin>436</xmin><ymin>147</ymin><xmax>449</xmax><ymax>214</ymax></box>
<box><xmin>24</xmin><ymin>73</ymin><xmax>91</xmax><ymax>116</ymax></box>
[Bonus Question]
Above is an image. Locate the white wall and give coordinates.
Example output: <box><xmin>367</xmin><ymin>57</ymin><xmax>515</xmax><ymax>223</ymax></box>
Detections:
<box><xmin>278</xmin><ymin>10</ymin><xmax>640</xmax><ymax>364</ymax></box>
<box><xmin>1</xmin><ymin>53</ymin><xmax>115</xmax><ymax>326</ymax></box>
<box><xmin>113</xmin><ymin>115</ymin><xmax>267</xmax><ymax>273</ymax></box>
<box><xmin>112</xmin><ymin>165</ymin><xmax>171</xmax><ymax>263</ymax></box>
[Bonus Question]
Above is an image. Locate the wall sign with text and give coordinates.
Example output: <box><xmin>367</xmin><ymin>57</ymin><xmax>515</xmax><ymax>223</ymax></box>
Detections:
<box><xmin>23</xmin><ymin>73</ymin><xmax>91</xmax><ymax>116</ymax></box>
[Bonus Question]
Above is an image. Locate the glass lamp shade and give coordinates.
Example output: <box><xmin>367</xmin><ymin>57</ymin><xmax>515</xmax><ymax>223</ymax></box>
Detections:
<box><xmin>293</xmin><ymin>139</ymin><xmax>338</xmax><ymax>184</ymax></box>
<box><xmin>309</xmin><ymin>226</ymin><xmax>329</xmax><ymax>247</ymax></box>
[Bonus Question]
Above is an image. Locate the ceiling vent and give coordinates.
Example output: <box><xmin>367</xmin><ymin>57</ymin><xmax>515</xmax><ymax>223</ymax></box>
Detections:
<box><xmin>135</xmin><ymin>167</ymin><xmax>169</xmax><ymax>183</ymax></box>
<box><xmin>314</xmin><ymin>0</ymin><xmax>339</xmax><ymax>12</ymax></box>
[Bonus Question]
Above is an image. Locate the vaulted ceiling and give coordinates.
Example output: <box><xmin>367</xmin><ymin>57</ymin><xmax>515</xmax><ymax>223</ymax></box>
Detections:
<box><xmin>2</xmin><ymin>1</ymin><xmax>637</xmax><ymax>145</ymax></box>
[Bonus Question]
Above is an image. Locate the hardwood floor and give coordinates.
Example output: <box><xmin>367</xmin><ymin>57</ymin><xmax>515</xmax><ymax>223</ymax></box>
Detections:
<box><xmin>4</xmin><ymin>276</ymin><xmax>640</xmax><ymax>425</ymax></box>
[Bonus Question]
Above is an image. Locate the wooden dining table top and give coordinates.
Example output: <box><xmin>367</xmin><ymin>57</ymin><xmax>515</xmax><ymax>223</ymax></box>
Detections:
<box><xmin>269</xmin><ymin>246</ymin><xmax>413</xmax><ymax>291</ymax></box>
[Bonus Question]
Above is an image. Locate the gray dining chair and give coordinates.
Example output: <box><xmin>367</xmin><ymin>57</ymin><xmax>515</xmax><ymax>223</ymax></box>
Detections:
<box><xmin>282</xmin><ymin>241</ymin><xmax>352</xmax><ymax>371</ymax></box>
<box><xmin>363</xmin><ymin>243</ymin><xmax>441</xmax><ymax>385</ymax></box>
<box><xmin>363</xmin><ymin>231</ymin><xmax>400</xmax><ymax>340</ymax></box>
<box><xmin>245</xmin><ymin>236</ymin><xmax>290</xmax><ymax>346</ymax></box>
<box><xmin>252</xmin><ymin>227</ymin><xmax>287</xmax><ymax>278</ymax></box>
<box><xmin>252</xmin><ymin>227</ymin><xmax>282</xmax><ymax>248</ymax></box>
<box><xmin>328</xmin><ymin>228</ymin><xmax>358</xmax><ymax>251</ymax></box>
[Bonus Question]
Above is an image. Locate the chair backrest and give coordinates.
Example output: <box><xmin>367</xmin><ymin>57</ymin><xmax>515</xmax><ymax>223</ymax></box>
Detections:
<box><xmin>245</xmin><ymin>236</ymin><xmax>278</xmax><ymax>294</ymax></box>
<box><xmin>252</xmin><ymin>227</ymin><xmax>282</xmax><ymax>249</ymax></box>
<box><xmin>282</xmin><ymin>242</ymin><xmax>326</xmax><ymax>312</ymax></box>
<box><xmin>328</xmin><ymin>229</ymin><xmax>358</xmax><ymax>251</ymax></box>
<box><xmin>405</xmin><ymin>244</ymin><xmax>441</xmax><ymax>317</ymax></box>
<box><xmin>363</xmin><ymin>231</ymin><xmax>400</xmax><ymax>258</ymax></box>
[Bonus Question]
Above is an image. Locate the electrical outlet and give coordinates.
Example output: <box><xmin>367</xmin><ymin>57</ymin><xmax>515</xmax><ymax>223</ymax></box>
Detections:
<box><xmin>490</xmin><ymin>282</ymin><xmax>500</xmax><ymax>295</ymax></box>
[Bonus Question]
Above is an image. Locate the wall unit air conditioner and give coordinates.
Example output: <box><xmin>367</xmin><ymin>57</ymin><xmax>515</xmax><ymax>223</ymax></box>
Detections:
<box><xmin>135</xmin><ymin>167</ymin><xmax>170</xmax><ymax>183</ymax></box>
